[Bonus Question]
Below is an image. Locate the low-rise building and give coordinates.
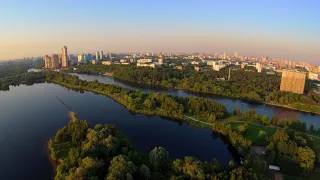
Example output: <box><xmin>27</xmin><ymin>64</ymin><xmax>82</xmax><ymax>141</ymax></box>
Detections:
<box><xmin>308</xmin><ymin>72</ymin><xmax>319</xmax><ymax>80</ymax></box>
<box><xmin>191</xmin><ymin>61</ymin><xmax>199</xmax><ymax>65</ymax></box>
<box><xmin>137</xmin><ymin>63</ymin><xmax>156</xmax><ymax>68</ymax></box>
<box><xmin>102</xmin><ymin>61</ymin><xmax>112</xmax><ymax>65</ymax></box>
<box><xmin>137</xmin><ymin>59</ymin><xmax>152</xmax><ymax>63</ymax></box>
<box><xmin>176</xmin><ymin>66</ymin><xmax>183</xmax><ymax>70</ymax></box>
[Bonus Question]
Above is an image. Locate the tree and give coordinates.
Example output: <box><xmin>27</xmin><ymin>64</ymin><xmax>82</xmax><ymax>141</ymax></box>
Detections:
<box><xmin>237</xmin><ymin>124</ymin><xmax>248</xmax><ymax>135</ymax></box>
<box><xmin>138</xmin><ymin>164</ymin><xmax>150</xmax><ymax>180</ymax></box>
<box><xmin>298</xmin><ymin>147</ymin><xmax>315</xmax><ymax>176</ymax></box>
<box><xmin>106</xmin><ymin>155</ymin><xmax>136</xmax><ymax>180</ymax></box>
<box><xmin>271</xmin><ymin>115</ymin><xmax>279</xmax><ymax>126</ymax></box>
<box><xmin>208</xmin><ymin>114</ymin><xmax>216</xmax><ymax>123</ymax></box>
<box><xmin>309</xmin><ymin>124</ymin><xmax>315</xmax><ymax>132</ymax></box>
<box><xmin>172</xmin><ymin>157</ymin><xmax>205</xmax><ymax>180</ymax></box>
<box><xmin>144</xmin><ymin>99</ymin><xmax>153</xmax><ymax>109</ymax></box>
<box><xmin>272</xmin><ymin>130</ymin><xmax>289</xmax><ymax>144</ymax></box>
<box><xmin>233</xmin><ymin>107</ymin><xmax>241</xmax><ymax>115</ymax></box>
<box><xmin>69</xmin><ymin>148</ymin><xmax>81</xmax><ymax>166</ymax></box>
<box><xmin>149</xmin><ymin>147</ymin><xmax>170</xmax><ymax>174</ymax></box>
<box><xmin>258</xmin><ymin>130</ymin><xmax>268</xmax><ymax>145</ymax></box>
<box><xmin>228</xmin><ymin>160</ymin><xmax>235</xmax><ymax>169</ymax></box>
<box><xmin>260</xmin><ymin>115</ymin><xmax>270</xmax><ymax>125</ymax></box>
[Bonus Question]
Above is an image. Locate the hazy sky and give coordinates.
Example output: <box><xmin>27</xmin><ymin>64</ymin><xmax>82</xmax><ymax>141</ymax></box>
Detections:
<box><xmin>1</xmin><ymin>0</ymin><xmax>319</xmax><ymax>63</ymax></box>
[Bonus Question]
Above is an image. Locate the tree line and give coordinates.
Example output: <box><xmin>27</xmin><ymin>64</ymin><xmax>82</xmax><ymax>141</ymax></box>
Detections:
<box><xmin>72</xmin><ymin>64</ymin><xmax>320</xmax><ymax>113</ymax></box>
<box><xmin>0</xmin><ymin>63</ymin><xmax>46</xmax><ymax>91</ymax></box>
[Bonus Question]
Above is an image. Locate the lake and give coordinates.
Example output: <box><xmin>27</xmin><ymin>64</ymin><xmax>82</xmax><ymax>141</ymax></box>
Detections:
<box><xmin>0</xmin><ymin>83</ymin><xmax>234</xmax><ymax>180</ymax></box>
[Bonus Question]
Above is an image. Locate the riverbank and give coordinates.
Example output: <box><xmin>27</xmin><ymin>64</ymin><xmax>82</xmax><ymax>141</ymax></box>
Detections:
<box><xmin>101</xmin><ymin>73</ymin><xmax>320</xmax><ymax>115</ymax></box>
<box><xmin>49</xmin><ymin>79</ymin><xmax>213</xmax><ymax>129</ymax></box>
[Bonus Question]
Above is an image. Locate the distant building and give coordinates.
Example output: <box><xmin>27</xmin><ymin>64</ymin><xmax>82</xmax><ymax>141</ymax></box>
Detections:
<box><xmin>102</xmin><ymin>61</ymin><xmax>112</xmax><ymax>65</ymax></box>
<box><xmin>51</xmin><ymin>54</ymin><xmax>59</xmax><ymax>68</ymax></box>
<box><xmin>280</xmin><ymin>70</ymin><xmax>306</xmax><ymax>94</ymax></box>
<box><xmin>92</xmin><ymin>60</ymin><xmax>96</xmax><ymax>65</ymax></box>
<box><xmin>61</xmin><ymin>46</ymin><xmax>68</xmax><ymax>68</ymax></box>
<box><xmin>241</xmin><ymin>64</ymin><xmax>245</xmax><ymax>69</ymax></box>
<box><xmin>176</xmin><ymin>66</ymin><xmax>183</xmax><ymax>70</ymax></box>
<box><xmin>137</xmin><ymin>59</ymin><xmax>152</xmax><ymax>63</ymax></box>
<box><xmin>120</xmin><ymin>59</ymin><xmax>127</xmax><ymax>63</ymax></box>
<box><xmin>158</xmin><ymin>58</ymin><xmax>163</xmax><ymax>64</ymax></box>
<box><xmin>256</xmin><ymin>63</ymin><xmax>262</xmax><ymax>73</ymax></box>
<box><xmin>207</xmin><ymin>61</ymin><xmax>214</xmax><ymax>66</ymax></box>
<box><xmin>212</xmin><ymin>61</ymin><xmax>226</xmax><ymax>71</ymax></box>
<box><xmin>308</xmin><ymin>72</ymin><xmax>319</xmax><ymax>80</ymax></box>
<box><xmin>99</xmin><ymin>51</ymin><xmax>104</xmax><ymax>60</ymax></box>
<box><xmin>137</xmin><ymin>63</ymin><xmax>155</xmax><ymax>68</ymax></box>
<box><xmin>96</xmin><ymin>51</ymin><xmax>100</xmax><ymax>62</ymax></box>
<box><xmin>130</xmin><ymin>59</ymin><xmax>136</xmax><ymax>63</ymax></box>
<box><xmin>44</xmin><ymin>55</ymin><xmax>51</xmax><ymax>68</ymax></box>
<box><xmin>191</xmin><ymin>61</ymin><xmax>199</xmax><ymax>65</ymax></box>
<box><xmin>78</xmin><ymin>54</ymin><xmax>84</xmax><ymax>63</ymax></box>
<box><xmin>194</xmin><ymin>66</ymin><xmax>206</xmax><ymax>71</ymax></box>
<box><xmin>222</xmin><ymin>52</ymin><xmax>226</xmax><ymax>59</ymax></box>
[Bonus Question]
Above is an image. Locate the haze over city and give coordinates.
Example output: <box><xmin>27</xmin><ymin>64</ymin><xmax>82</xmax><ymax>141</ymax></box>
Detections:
<box><xmin>1</xmin><ymin>0</ymin><xmax>319</xmax><ymax>63</ymax></box>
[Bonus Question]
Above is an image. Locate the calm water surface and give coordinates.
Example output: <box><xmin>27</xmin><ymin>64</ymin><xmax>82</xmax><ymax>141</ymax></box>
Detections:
<box><xmin>0</xmin><ymin>83</ymin><xmax>233</xmax><ymax>180</ymax></box>
<box><xmin>73</xmin><ymin>73</ymin><xmax>320</xmax><ymax>127</ymax></box>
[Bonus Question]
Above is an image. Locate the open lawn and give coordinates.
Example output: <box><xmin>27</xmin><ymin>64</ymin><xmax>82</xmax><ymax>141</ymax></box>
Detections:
<box><xmin>229</xmin><ymin>122</ymin><xmax>277</xmax><ymax>145</ymax></box>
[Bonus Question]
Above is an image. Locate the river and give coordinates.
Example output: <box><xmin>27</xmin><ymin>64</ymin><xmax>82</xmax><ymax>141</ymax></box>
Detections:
<box><xmin>72</xmin><ymin>73</ymin><xmax>320</xmax><ymax>127</ymax></box>
<box><xmin>0</xmin><ymin>83</ymin><xmax>234</xmax><ymax>180</ymax></box>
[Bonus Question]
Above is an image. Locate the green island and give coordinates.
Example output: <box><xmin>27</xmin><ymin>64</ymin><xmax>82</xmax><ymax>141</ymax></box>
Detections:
<box><xmin>71</xmin><ymin>64</ymin><xmax>320</xmax><ymax>114</ymax></box>
<box><xmin>47</xmin><ymin>72</ymin><xmax>320</xmax><ymax>179</ymax></box>
<box><xmin>49</xmin><ymin>114</ymin><xmax>263</xmax><ymax>180</ymax></box>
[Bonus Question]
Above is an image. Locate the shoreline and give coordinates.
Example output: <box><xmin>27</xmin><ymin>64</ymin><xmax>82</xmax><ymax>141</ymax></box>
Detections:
<box><xmin>49</xmin><ymin>80</ymin><xmax>214</xmax><ymax>129</ymax></box>
<box><xmin>94</xmin><ymin>72</ymin><xmax>320</xmax><ymax>115</ymax></box>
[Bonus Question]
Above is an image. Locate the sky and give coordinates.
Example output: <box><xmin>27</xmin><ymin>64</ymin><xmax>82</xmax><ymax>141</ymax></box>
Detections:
<box><xmin>0</xmin><ymin>0</ymin><xmax>319</xmax><ymax>64</ymax></box>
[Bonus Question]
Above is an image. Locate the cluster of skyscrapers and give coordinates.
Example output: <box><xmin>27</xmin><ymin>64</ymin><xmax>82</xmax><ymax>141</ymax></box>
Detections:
<box><xmin>44</xmin><ymin>46</ymin><xmax>68</xmax><ymax>68</ymax></box>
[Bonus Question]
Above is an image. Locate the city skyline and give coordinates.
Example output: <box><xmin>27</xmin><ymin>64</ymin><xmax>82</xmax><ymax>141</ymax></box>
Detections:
<box><xmin>1</xmin><ymin>0</ymin><xmax>319</xmax><ymax>63</ymax></box>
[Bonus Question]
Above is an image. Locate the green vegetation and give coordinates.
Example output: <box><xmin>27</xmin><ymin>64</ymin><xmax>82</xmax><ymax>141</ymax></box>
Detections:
<box><xmin>72</xmin><ymin>64</ymin><xmax>320</xmax><ymax>113</ymax></box>
<box><xmin>49</xmin><ymin>117</ymin><xmax>268</xmax><ymax>179</ymax></box>
<box><xmin>0</xmin><ymin>63</ymin><xmax>46</xmax><ymax>91</ymax></box>
<box><xmin>46</xmin><ymin>72</ymin><xmax>228</xmax><ymax>125</ymax></box>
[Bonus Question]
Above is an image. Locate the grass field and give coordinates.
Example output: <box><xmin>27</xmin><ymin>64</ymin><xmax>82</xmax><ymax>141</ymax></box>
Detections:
<box><xmin>229</xmin><ymin>121</ymin><xmax>277</xmax><ymax>145</ymax></box>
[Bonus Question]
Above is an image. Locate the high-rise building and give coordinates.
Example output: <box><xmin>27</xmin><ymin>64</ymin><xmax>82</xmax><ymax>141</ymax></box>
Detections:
<box><xmin>44</xmin><ymin>55</ymin><xmax>51</xmax><ymax>68</ymax></box>
<box><xmin>158</xmin><ymin>58</ymin><xmax>163</xmax><ymax>64</ymax></box>
<box><xmin>51</xmin><ymin>54</ymin><xmax>59</xmax><ymax>68</ymax></box>
<box><xmin>280</xmin><ymin>70</ymin><xmax>306</xmax><ymax>94</ymax></box>
<box><xmin>99</xmin><ymin>51</ymin><xmax>104</xmax><ymax>60</ymax></box>
<box><xmin>95</xmin><ymin>51</ymin><xmax>100</xmax><ymax>62</ymax></box>
<box><xmin>256</xmin><ymin>63</ymin><xmax>262</xmax><ymax>73</ymax></box>
<box><xmin>61</xmin><ymin>46</ymin><xmax>68</xmax><ymax>67</ymax></box>
<box><xmin>109</xmin><ymin>53</ymin><xmax>112</xmax><ymax>60</ymax></box>
<box><xmin>233</xmin><ymin>52</ymin><xmax>238</xmax><ymax>58</ymax></box>
<box><xmin>78</xmin><ymin>54</ymin><xmax>84</xmax><ymax>63</ymax></box>
<box><xmin>58</xmin><ymin>54</ymin><xmax>62</xmax><ymax>65</ymax></box>
<box><xmin>222</xmin><ymin>52</ymin><xmax>226</xmax><ymax>59</ymax></box>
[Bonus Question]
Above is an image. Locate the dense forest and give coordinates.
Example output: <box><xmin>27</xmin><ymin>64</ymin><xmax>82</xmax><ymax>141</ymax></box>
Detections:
<box><xmin>49</xmin><ymin>119</ymin><xmax>268</xmax><ymax>180</ymax></box>
<box><xmin>72</xmin><ymin>64</ymin><xmax>320</xmax><ymax>113</ymax></box>
<box><xmin>46</xmin><ymin>72</ymin><xmax>228</xmax><ymax>123</ymax></box>
<box><xmin>0</xmin><ymin>63</ymin><xmax>46</xmax><ymax>91</ymax></box>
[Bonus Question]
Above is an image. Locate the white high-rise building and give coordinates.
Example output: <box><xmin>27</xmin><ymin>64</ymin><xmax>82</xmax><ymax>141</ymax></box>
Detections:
<box><xmin>158</xmin><ymin>58</ymin><xmax>163</xmax><ymax>64</ymax></box>
<box><xmin>223</xmin><ymin>52</ymin><xmax>226</xmax><ymax>59</ymax></box>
